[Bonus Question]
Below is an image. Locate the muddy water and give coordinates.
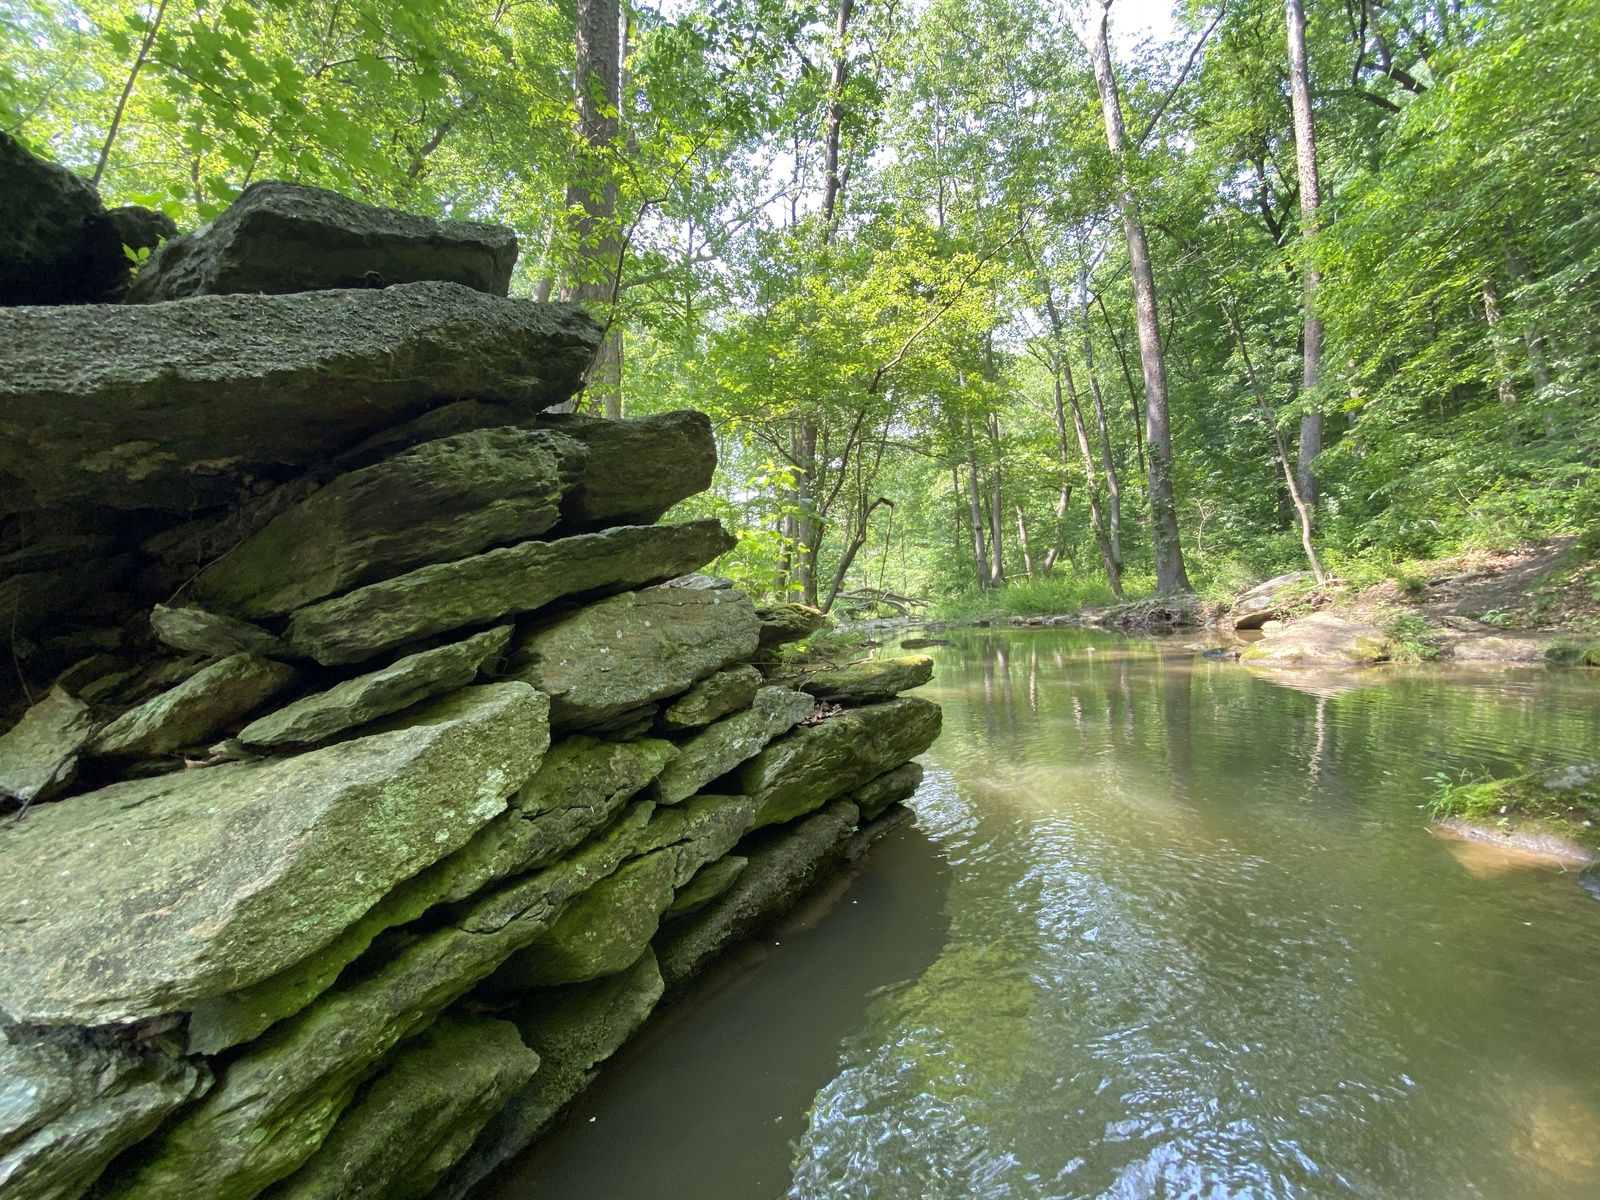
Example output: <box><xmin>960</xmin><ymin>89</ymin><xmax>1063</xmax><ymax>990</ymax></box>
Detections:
<box><xmin>487</xmin><ymin>631</ymin><xmax>1600</xmax><ymax>1200</ymax></box>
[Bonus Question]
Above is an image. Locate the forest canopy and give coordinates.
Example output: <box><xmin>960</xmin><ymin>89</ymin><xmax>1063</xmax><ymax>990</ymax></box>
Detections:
<box><xmin>5</xmin><ymin>0</ymin><xmax>1596</xmax><ymax>611</ymax></box>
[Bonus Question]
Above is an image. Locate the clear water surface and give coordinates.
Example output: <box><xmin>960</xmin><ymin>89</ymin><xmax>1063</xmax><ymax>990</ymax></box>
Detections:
<box><xmin>487</xmin><ymin>630</ymin><xmax>1600</xmax><ymax>1200</ymax></box>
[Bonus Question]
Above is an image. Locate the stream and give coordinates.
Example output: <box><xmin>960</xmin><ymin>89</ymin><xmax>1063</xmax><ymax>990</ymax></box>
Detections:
<box><xmin>485</xmin><ymin>629</ymin><xmax>1600</xmax><ymax>1200</ymax></box>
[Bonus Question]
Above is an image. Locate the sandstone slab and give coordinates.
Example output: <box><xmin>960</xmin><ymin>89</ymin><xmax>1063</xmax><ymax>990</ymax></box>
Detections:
<box><xmin>149</xmin><ymin>605</ymin><xmax>285</xmax><ymax>659</ymax></box>
<box><xmin>105</xmin><ymin>918</ymin><xmax>536</xmax><ymax>1200</ymax></box>
<box><xmin>639</xmin><ymin>792</ymin><xmax>761</xmax><ymax>887</ymax></box>
<box><xmin>755</xmin><ymin>602</ymin><xmax>825</xmax><ymax>647</ymax></box>
<box><xmin>0</xmin><ymin>687</ymin><xmax>93</xmax><ymax>804</ymax></box>
<box><xmin>655</xmin><ymin>801</ymin><xmax>860</xmax><ymax>992</ymax></box>
<box><xmin>537</xmin><ymin>410</ymin><xmax>717</xmax><ymax>531</ymax></box>
<box><xmin>239</xmin><ymin>627</ymin><xmax>511</xmax><ymax>747</ymax></box>
<box><xmin>1239</xmin><ymin>612</ymin><xmax>1393</xmax><ymax>667</ymax></box>
<box><xmin>431</xmin><ymin>950</ymin><xmax>663</xmax><ymax>1200</ymax></box>
<box><xmin>511</xmin><ymin>586</ymin><xmax>761</xmax><ymax>730</ymax></box>
<box><xmin>1230</xmin><ymin>571</ymin><xmax>1312</xmax><ymax>630</ymax></box>
<box><xmin>851</xmin><ymin>761</ymin><xmax>925</xmax><ymax>821</ymax></box>
<box><xmin>286</xmin><ymin>519</ymin><xmax>735</xmax><ymax>665</ymax></box>
<box><xmin>125</xmin><ymin>181</ymin><xmax>518</xmax><ymax>303</ymax></box>
<box><xmin>185</xmin><ymin>736</ymin><xmax>662</xmax><ymax>1054</ymax></box>
<box><xmin>188</xmin><ymin>428</ymin><xmax>587</xmax><ymax>619</ymax></box>
<box><xmin>801</xmin><ymin>655</ymin><xmax>934</xmax><ymax>704</ymax></box>
<box><xmin>664</xmin><ymin>855</ymin><xmax>748</xmax><ymax>918</ymax></box>
<box><xmin>0</xmin><ymin>683</ymin><xmax>549</xmax><ymax>1026</ymax></box>
<box><xmin>0</xmin><ymin>281</ymin><xmax>600</xmax><ymax>513</ymax></box>
<box><xmin>90</xmin><ymin>652</ymin><xmax>298</xmax><ymax>758</ymax></box>
<box><xmin>735</xmin><ymin>696</ymin><xmax>942</xmax><ymax>829</ymax></box>
<box><xmin>265</xmin><ymin>1016</ymin><xmax>539</xmax><ymax>1200</ymax></box>
<box><xmin>0</xmin><ymin>1026</ymin><xmax>210</xmax><ymax>1200</ymax></box>
<box><xmin>490</xmin><ymin>849</ymin><xmax>678</xmax><ymax>988</ymax></box>
<box><xmin>660</xmin><ymin>663</ymin><xmax>763</xmax><ymax>731</ymax></box>
<box><xmin>103</xmin><ymin>791</ymin><xmax>637</xmax><ymax>1200</ymax></box>
<box><xmin>655</xmin><ymin>686</ymin><xmax>815</xmax><ymax>804</ymax></box>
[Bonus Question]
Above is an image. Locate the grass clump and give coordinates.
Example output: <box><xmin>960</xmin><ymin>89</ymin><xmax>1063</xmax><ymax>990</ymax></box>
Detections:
<box><xmin>1377</xmin><ymin>607</ymin><xmax>1441</xmax><ymax>663</ymax></box>
<box><xmin>1426</xmin><ymin>765</ymin><xmax>1600</xmax><ymax>849</ymax></box>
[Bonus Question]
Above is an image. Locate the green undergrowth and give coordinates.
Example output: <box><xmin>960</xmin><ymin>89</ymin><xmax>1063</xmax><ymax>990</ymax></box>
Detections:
<box><xmin>1377</xmin><ymin>607</ymin><xmax>1443</xmax><ymax>663</ymax></box>
<box><xmin>930</xmin><ymin>574</ymin><xmax>1140</xmax><ymax>620</ymax></box>
<box><xmin>1426</xmin><ymin>766</ymin><xmax>1600</xmax><ymax>851</ymax></box>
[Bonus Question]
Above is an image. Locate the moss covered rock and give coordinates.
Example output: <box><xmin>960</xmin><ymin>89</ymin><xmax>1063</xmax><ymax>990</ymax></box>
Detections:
<box><xmin>264</xmin><ymin>1015</ymin><xmax>540</xmax><ymax>1200</ymax></box>
<box><xmin>285</xmin><ymin>519</ymin><xmax>735</xmax><ymax>665</ymax></box>
<box><xmin>664</xmin><ymin>855</ymin><xmax>748</xmax><ymax>918</ymax></box>
<box><xmin>850</xmin><ymin>761</ymin><xmax>925</xmax><ymax>821</ymax></box>
<box><xmin>0</xmin><ymin>282</ymin><xmax>598</xmax><ymax>514</ymax></box>
<box><xmin>0</xmin><ymin>1026</ymin><xmax>210</xmax><ymax>1200</ymax></box>
<box><xmin>655</xmin><ymin>686</ymin><xmax>815</xmax><ymax>804</ymax></box>
<box><xmin>511</xmin><ymin>586</ymin><xmax>762</xmax><ymax>731</ymax></box>
<box><xmin>431</xmin><ymin>951</ymin><xmax>664</xmax><ymax>1200</ymax></box>
<box><xmin>239</xmin><ymin>627</ymin><xmax>511</xmax><ymax>747</ymax></box>
<box><xmin>188</xmin><ymin>428</ymin><xmax>586</xmax><ymax>619</ymax></box>
<box><xmin>1238</xmin><ymin>613</ymin><xmax>1393</xmax><ymax>666</ymax></box>
<box><xmin>125</xmin><ymin>180</ymin><xmax>519</xmax><ymax>303</ymax></box>
<box><xmin>655</xmin><ymin>801</ymin><xmax>860</xmax><ymax>992</ymax></box>
<box><xmin>801</xmin><ymin>655</ymin><xmax>933</xmax><ymax>704</ymax></box>
<box><xmin>89</xmin><ymin>652</ymin><xmax>298</xmax><ymax>758</ymax></box>
<box><xmin>735</xmin><ymin>696</ymin><xmax>942</xmax><ymax>829</ymax></box>
<box><xmin>660</xmin><ymin>663</ymin><xmax>763</xmax><ymax>731</ymax></box>
<box><xmin>489</xmin><ymin>850</ymin><xmax>678</xmax><ymax>989</ymax></box>
<box><xmin>0</xmin><ymin>683</ymin><xmax>549</xmax><ymax>1027</ymax></box>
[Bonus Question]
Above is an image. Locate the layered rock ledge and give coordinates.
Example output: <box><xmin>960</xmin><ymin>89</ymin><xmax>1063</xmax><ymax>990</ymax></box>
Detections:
<box><xmin>0</xmin><ymin>170</ymin><xmax>942</xmax><ymax>1200</ymax></box>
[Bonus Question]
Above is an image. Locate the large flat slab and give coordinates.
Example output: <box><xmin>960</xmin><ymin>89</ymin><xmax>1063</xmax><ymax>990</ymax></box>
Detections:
<box><xmin>187</xmin><ymin>428</ymin><xmax>587</xmax><ymax>618</ymax></box>
<box><xmin>285</xmin><ymin>520</ymin><xmax>736</xmax><ymax>665</ymax></box>
<box><xmin>0</xmin><ymin>281</ymin><xmax>600</xmax><ymax>512</ymax></box>
<box><xmin>510</xmin><ymin>586</ymin><xmax>762</xmax><ymax>730</ymax></box>
<box><xmin>125</xmin><ymin>180</ymin><xmax>519</xmax><ymax>302</ymax></box>
<box><xmin>0</xmin><ymin>683</ymin><xmax>550</xmax><ymax>1026</ymax></box>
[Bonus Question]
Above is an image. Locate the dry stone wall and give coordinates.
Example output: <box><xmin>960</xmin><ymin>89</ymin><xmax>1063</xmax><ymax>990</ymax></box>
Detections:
<box><xmin>0</xmin><ymin>155</ymin><xmax>941</xmax><ymax>1200</ymax></box>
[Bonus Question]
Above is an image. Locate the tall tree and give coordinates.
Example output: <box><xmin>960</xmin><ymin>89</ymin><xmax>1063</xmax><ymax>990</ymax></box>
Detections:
<box><xmin>1287</xmin><ymin>0</ymin><xmax>1324</xmax><ymax>502</ymax></box>
<box><xmin>563</xmin><ymin>0</ymin><xmax>624</xmax><ymax>417</ymax></box>
<box><xmin>1087</xmin><ymin>0</ymin><xmax>1192</xmax><ymax>594</ymax></box>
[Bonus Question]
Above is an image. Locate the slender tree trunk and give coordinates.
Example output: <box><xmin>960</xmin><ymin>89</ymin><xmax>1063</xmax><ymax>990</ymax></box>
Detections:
<box><xmin>987</xmin><ymin>412</ymin><xmax>1005</xmax><ymax>585</ymax></box>
<box><xmin>1080</xmin><ymin>303</ymin><xmax>1123</xmax><ymax>568</ymax></box>
<box><xmin>1218</xmin><ymin>295</ymin><xmax>1327</xmax><ymax>584</ymax></box>
<box><xmin>793</xmin><ymin>423</ymin><xmax>820</xmax><ymax>605</ymax></box>
<box><xmin>1483</xmin><ymin>277</ymin><xmax>1518</xmax><ymax>409</ymax></box>
<box><xmin>1288</xmin><ymin>0</ymin><xmax>1325</xmax><ymax>503</ymax></box>
<box><xmin>964</xmin><ymin>416</ymin><xmax>992</xmax><ymax>588</ymax></box>
<box><xmin>1089</xmin><ymin>1</ymin><xmax>1191</xmax><ymax>594</ymax></box>
<box><xmin>821</xmin><ymin>0</ymin><xmax>856</xmax><ymax>230</ymax></box>
<box><xmin>94</xmin><ymin>0</ymin><xmax>169</xmax><ymax>190</ymax></box>
<box><xmin>1095</xmin><ymin>292</ymin><xmax>1146</xmax><ymax>476</ymax></box>
<box><xmin>1015</xmin><ymin>507</ymin><xmax>1034</xmax><ymax>580</ymax></box>
<box><xmin>561</xmin><ymin>0</ymin><xmax>622</xmax><ymax>416</ymax></box>
<box><xmin>1042</xmin><ymin>372</ymin><xmax>1074</xmax><ymax>576</ymax></box>
<box><xmin>1065</xmin><ymin>363</ymin><xmax>1124</xmax><ymax>597</ymax></box>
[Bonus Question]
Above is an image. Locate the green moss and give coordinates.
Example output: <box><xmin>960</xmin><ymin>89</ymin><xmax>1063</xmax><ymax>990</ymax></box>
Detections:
<box><xmin>1428</xmin><ymin>766</ymin><xmax>1600</xmax><ymax>850</ymax></box>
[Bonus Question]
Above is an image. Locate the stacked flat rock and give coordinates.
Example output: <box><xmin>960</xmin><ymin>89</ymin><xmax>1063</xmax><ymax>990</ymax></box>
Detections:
<box><xmin>0</xmin><ymin>174</ymin><xmax>942</xmax><ymax>1200</ymax></box>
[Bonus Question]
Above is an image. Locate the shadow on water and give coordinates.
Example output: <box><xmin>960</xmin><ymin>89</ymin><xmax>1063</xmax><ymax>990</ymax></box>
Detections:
<box><xmin>482</xmin><ymin>823</ymin><xmax>951</xmax><ymax>1200</ymax></box>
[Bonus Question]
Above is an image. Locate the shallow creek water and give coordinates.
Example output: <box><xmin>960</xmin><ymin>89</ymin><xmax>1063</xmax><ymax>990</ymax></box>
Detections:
<box><xmin>486</xmin><ymin>630</ymin><xmax>1600</xmax><ymax>1200</ymax></box>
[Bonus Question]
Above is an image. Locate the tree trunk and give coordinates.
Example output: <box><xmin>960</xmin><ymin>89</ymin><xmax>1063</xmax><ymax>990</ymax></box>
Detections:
<box><xmin>1089</xmin><ymin>1</ymin><xmax>1191</xmax><ymax>595</ymax></box>
<box><xmin>1080</xmin><ymin>303</ymin><xmax>1123</xmax><ymax>568</ymax></box>
<box><xmin>822</xmin><ymin>0</ymin><xmax>855</xmax><ymax>238</ymax></box>
<box><xmin>1015</xmin><ymin>507</ymin><xmax>1034</xmax><ymax>581</ymax></box>
<box><xmin>94</xmin><ymin>0</ymin><xmax>170</xmax><ymax>190</ymax></box>
<box><xmin>987</xmin><ymin>412</ymin><xmax>1005</xmax><ymax>585</ymax></box>
<box><xmin>793</xmin><ymin>422</ymin><xmax>820</xmax><ymax>605</ymax></box>
<box><xmin>964</xmin><ymin>416</ymin><xmax>992</xmax><ymax>588</ymax></box>
<box><xmin>1483</xmin><ymin>277</ymin><xmax>1518</xmax><ymax>410</ymax></box>
<box><xmin>561</xmin><ymin>0</ymin><xmax>623</xmax><ymax>416</ymax></box>
<box><xmin>1042</xmin><ymin>372</ymin><xmax>1074</xmax><ymax>576</ymax></box>
<box><xmin>1288</xmin><ymin>0</ymin><xmax>1324</xmax><ymax>504</ymax></box>
<box><xmin>1064</xmin><ymin>364</ymin><xmax>1124</xmax><ymax>598</ymax></box>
